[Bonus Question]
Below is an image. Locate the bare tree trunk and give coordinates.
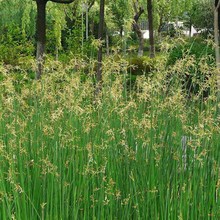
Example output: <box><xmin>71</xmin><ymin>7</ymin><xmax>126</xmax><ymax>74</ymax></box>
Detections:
<box><xmin>133</xmin><ymin>23</ymin><xmax>144</xmax><ymax>56</ymax></box>
<box><xmin>189</xmin><ymin>18</ymin><xmax>192</xmax><ymax>37</ymax></box>
<box><xmin>133</xmin><ymin>2</ymin><xmax>144</xmax><ymax>57</ymax></box>
<box><xmin>36</xmin><ymin>0</ymin><xmax>74</xmax><ymax>79</ymax></box>
<box><xmin>36</xmin><ymin>1</ymin><xmax>47</xmax><ymax>79</ymax></box>
<box><xmin>120</xmin><ymin>26</ymin><xmax>123</xmax><ymax>38</ymax></box>
<box><xmin>147</xmin><ymin>0</ymin><xmax>155</xmax><ymax>58</ymax></box>
<box><xmin>96</xmin><ymin>0</ymin><xmax>105</xmax><ymax>85</ymax></box>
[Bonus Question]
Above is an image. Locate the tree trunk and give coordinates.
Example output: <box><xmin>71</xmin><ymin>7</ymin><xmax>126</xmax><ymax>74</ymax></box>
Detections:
<box><xmin>96</xmin><ymin>0</ymin><xmax>105</xmax><ymax>85</ymax></box>
<box><xmin>158</xmin><ymin>16</ymin><xmax>163</xmax><ymax>33</ymax></box>
<box><xmin>36</xmin><ymin>1</ymin><xmax>47</xmax><ymax>79</ymax></box>
<box><xmin>120</xmin><ymin>26</ymin><xmax>123</xmax><ymax>38</ymax></box>
<box><xmin>90</xmin><ymin>20</ymin><xmax>95</xmax><ymax>36</ymax></box>
<box><xmin>133</xmin><ymin>3</ymin><xmax>144</xmax><ymax>57</ymax></box>
<box><xmin>189</xmin><ymin>18</ymin><xmax>192</xmax><ymax>37</ymax></box>
<box><xmin>35</xmin><ymin>0</ymin><xmax>74</xmax><ymax>79</ymax></box>
<box><xmin>133</xmin><ymin>22</ymin><xmax>144</xmax><ymax>57</ymax></box>
<box><xmin>147</xmin><ymin>0</ymin><xmax>155</xmax><ymax>58</ymax></box>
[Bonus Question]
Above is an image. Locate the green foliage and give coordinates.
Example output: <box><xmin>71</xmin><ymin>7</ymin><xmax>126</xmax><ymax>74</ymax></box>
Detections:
<box><xmin>0</xmin><ymin>25</ymin><xmax>34</xmax><ymax>65</ymax></box>
<box><xmin>64</xmin><ymin>21</ymin><xmax>85</xmax><ymax>55</ymax></box>
<box><xmin>110</xmin><ymin>0</ymin><xmax>130</xmax><ymax>32</ymax></box>
<box><xmin>127</xmin><ymin>55</ymin><xmax>163</xmax><ymax>75</ymax></box>
<box><xmin>167</xmin><ymin>37</ymin><xmax>215</xmax><ymax>97</ymax></box>
<box><xmin>190</xmin><ymin>0</ymin><xmax>213</xmax><ymax>32</ymax></box>
<box><xmin>167</xmin><ymin>37</ymin><xmax>215</xmax><ymax>66</ymax></box>
<box><xmin>0</xmin><ymin>0</ymin><xmax>36</xmax><ymax>37</ymax></box>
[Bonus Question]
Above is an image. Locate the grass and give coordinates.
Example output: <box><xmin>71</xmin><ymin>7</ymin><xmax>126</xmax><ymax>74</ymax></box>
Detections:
<box><xmin>0</xmin><ymin>53</ymin><xmax>219</xmax><ymax>220</ymax></box>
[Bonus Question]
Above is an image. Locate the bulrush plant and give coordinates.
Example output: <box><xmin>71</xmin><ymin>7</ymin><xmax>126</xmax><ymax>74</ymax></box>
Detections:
<box><xmin>0</xmin><ymin>53</ymin><xmax>220</xmax><ymax>219</ymax></box>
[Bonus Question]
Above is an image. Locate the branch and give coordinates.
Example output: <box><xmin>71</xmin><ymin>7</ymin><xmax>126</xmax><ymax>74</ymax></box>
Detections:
<box><xmin>88</xmin><ymin>0</ymin><xmax>95</xmax><ymax>12</ymax></box>
<box><xmin>50</xmin><ymin>0</ymin><xmax>74</xmax><ymax>4</ymax></box>
<box><xmin>216</xmin><ymin>0</ymin><xmax>220</xmax><ymax>10</ymax></box>
<box><xmin>133</xmin><ymin>0</ymin><xmax>138</xmax><ymax>14</ymax></box>
<box><xmin>134</xmin><ymin>7</ymin><xmax>144</xmax><ymax>22</ymax></box>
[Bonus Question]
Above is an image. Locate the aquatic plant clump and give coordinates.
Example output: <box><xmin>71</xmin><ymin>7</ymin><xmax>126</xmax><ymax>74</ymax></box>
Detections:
<box><xmin>0</xmin><ymin>57</ymin><xmax>219</xmax><ymax>219</ymax></box>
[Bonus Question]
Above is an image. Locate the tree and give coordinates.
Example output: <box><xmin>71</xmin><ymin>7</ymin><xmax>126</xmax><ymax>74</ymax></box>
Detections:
<box><xmin>132</xmin><ymin>0</ymin><xmax>145</xmax><ymax>57</ymax></box>
<box><xmin>155</xmin><ymin>0</ymin><xmax>172</xmax><ymax>33</ymax></box>
<box><xmin>179</xmin><ymin>0</ymin><xmax>212</xmax><ymax>37</ymax></box>
<box><xmin>0</xmin><ymin>0</ymin><xmax>36</xmax><ymax>39</ymax></box>
<box><xmin>147</xmin><ymin>0</ymin><xmax>155</xmax><ymax>58</ymax></box>
<box><xmin>110</xmin><ymin>0</ymin><xmax>128</xmax><ymax>38</ymax></box>
<box><xmin>36</xmin><ymin>0</ymin><xmax>75</xmax><ymax>79</ymax></box>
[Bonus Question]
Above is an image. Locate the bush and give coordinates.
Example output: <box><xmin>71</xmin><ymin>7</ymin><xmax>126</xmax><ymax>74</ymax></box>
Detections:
<box><xmin>0</xmin><ymin>25</ymin><xmax>35</xmax><ymax>65</ymax></box>
<box><xmin>127</xmin><ymin>56</ymin><xmax>161</xmax><ymax>75</ymax></box>
<box><xmin>166</xmin><ymin>38</ymin><xmax>215</xmax><ymax>98</ymax></box>
<box><xmin>167</xmin><ymin>37</ymin><xmax>214</xmax><ymax>66</ymax></box>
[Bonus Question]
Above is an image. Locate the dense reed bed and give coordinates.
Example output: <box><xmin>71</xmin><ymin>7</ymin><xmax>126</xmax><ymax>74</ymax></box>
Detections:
<box><xmin>0</xmin><ymin>54</ymin><xmax>219</xmax><ymax>219</ymax></box>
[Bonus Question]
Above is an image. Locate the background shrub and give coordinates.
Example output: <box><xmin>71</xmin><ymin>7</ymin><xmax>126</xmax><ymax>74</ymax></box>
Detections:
<box><xmin>166</xmin><ymin>37</ymin><xmax>215</xmax><ymax>98</ymax></box>
<box><xmin>167</xmin><ymin>37</ymin><xmax>214</xmax><ymax>66</ymax></box>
